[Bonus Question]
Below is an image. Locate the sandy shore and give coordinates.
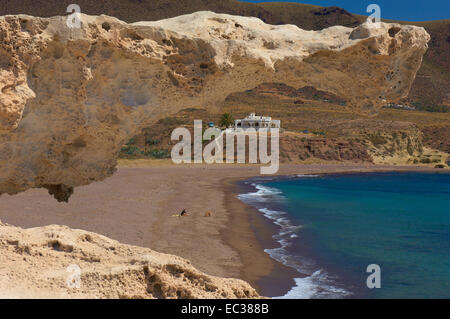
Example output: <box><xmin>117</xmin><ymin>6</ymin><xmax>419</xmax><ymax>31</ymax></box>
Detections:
<box><xmin>0</xmin><ymin>162</ymin><xmax>445</xmax><ymax>296</ymax></box>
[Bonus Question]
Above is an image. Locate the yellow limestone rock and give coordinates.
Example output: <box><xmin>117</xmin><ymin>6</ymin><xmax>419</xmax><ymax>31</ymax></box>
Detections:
<box><xmin>0</xmin><ymin>11</ymin><xmax>430</xmax><ymax>200</ymax></box>
<box><xmin>0</xmin><ymin>220</ymin><xmax>259</xmax><ymax>298</ymax></box>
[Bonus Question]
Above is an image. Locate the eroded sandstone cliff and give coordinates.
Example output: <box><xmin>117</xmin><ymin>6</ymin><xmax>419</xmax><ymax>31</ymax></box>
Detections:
<box><xmin>0</xmin><ymin>11</ymin><xmax>430</xmax><ymax>200</ymax></box>
<box><xmin>0</xmin><ymin>219</ymin><xmax>259</xmax><ymax>298</ymax></box>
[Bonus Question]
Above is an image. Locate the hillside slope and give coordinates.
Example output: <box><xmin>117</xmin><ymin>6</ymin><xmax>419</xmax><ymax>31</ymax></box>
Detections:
<box><xmin>0</xmin><ymin>0</ymin><xmax>359</xmax><ymax>28</ymax></box>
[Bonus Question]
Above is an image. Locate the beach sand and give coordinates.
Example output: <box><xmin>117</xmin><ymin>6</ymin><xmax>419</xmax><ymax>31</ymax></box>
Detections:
<box><xmin>0</xmin><ymin>162</ymin><xmax>443</xmax><ymax>296</ymax></box>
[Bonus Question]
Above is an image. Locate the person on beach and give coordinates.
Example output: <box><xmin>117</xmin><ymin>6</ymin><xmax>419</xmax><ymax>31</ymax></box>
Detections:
<box><xmin>180</xmin><ymin>209</ymin><xmax>189</xmax><ymax>216</ymax></box>
<box><xmin>171</xmin><ymin>209</ymin><xmax>189</xmax><ymax>217</ymax></box>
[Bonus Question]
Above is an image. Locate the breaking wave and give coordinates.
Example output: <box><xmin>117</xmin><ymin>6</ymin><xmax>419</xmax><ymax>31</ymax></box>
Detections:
<box><xmin>237</xmin><ymin>181</ymin><xmax>350</xmax><ymax>299</ymax></box>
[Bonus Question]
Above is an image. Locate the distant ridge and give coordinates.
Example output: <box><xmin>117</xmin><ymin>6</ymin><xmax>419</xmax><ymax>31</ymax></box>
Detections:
<box><xmin>0</xmin><ymin>0</ymin><xmax>361</xmax><ymax>29</ymax></box>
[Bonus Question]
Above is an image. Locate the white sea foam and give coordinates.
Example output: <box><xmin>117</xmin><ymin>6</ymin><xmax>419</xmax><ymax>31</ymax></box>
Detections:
<box><xmin>237</xmin><ymin>182</ymin><xmax>351</xmax><ymax>299</ymax></box>
<box><xmin>237</xmin><ymin>184</ymin><xmax>284</xmax><ymax>203</ymax></box>
<box><xmin>258</xmin><ymin>208</ymin><xmax>301</xmax><ymax>242</ymax></box>
<box><xmin>274</xmin><ymin>271</ymin><xmax>350</xmax><ymax>299</ymax></box>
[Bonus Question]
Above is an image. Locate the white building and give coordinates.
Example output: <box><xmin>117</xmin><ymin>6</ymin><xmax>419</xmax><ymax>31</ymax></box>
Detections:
<box><xmin>234</xmin><ymin>113</ymin><xmax>281</xmax><ymax>130</ymax></box>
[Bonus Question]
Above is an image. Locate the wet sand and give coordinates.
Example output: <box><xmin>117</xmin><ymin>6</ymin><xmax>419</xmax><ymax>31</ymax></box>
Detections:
<box><xmin>0</xmin><ymin>162</ymin><xmax>443</xmax><ymax>296</ymax></box>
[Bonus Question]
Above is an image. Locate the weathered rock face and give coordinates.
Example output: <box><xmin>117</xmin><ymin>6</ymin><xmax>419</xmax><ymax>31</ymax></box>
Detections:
<box><xmin>280</xmin><ymin>136</ymin><xmax>372</xmax><ymax>163</ymax></box>
<box><xmin>0</xmin><ymin>220</ymin><xmax>259</xmax><ymax>298</ymax></box>
<box><xmin>0</xmin><ymin>11</ymin><xmax>430</xmax><ymax>200</ymax></box>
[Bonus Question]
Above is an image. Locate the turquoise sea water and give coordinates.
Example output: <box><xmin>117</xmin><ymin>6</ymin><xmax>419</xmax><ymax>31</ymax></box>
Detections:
<box><xmin>238</xmin><ymin>172</ymin><xmax>450</xmax><ymax>299</ymax></box>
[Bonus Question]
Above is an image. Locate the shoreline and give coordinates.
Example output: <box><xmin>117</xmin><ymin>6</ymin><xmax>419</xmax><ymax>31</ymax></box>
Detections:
<box><xmin>219</xmin><ymin>165</ymin><xmax>448</xmax><ymax>297</ymax></box>
<box><xmin>222</xmin><ymin>178</ymin><xmax>299</xmax><ymax>297</ymax></box>
<box><xmin>240</xmin><ymin>170</ymin><xmax>450</xmax><ymax>299</ymax></box>
<box><xmin>0</xmin><ymin>162</ymin><xmax>447</xmax><ymax>298</ymax></box>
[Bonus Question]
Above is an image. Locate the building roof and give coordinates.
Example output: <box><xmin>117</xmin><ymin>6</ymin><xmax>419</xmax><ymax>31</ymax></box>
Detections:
<box><xmin>239</xmin><ymin>113</ymin><xmax>272</xmax><ymax>121</ymax></box>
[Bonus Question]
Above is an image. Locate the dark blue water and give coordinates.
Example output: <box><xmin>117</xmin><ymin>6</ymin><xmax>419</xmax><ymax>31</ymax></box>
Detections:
<box><xmin>237</xmin><ymin>172</ymin><xmax>450</xmax><ymax>299</ymax></box>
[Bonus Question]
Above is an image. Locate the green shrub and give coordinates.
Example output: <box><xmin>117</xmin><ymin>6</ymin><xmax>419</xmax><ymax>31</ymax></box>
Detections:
<box><xmin>143</xmin><ymin>149</ymin><xmax>170</xmax><ymax>159</ymax></box>
<box><xmin>145</xmin><ymin>137</ymin><xmax>160</xmax><ymax>146</ymax></box>
<box><xmin>126</xmin><ymin>138</ymin><xmax>136</xmax><ymax>145</ymax></box>
<box><xmin>219</xmin><ymin>113</ymin><xmax>234</xmax><ymax>128</ymax></box>
<box><xmin>120</xmin><ymin>145</ymin><xmax>141</xmax><ymax>156</ymax></box>
<box><xmin>412</xmin><ymin>102</ymin><xmax>449</xmax><ymax>113</ymax></box>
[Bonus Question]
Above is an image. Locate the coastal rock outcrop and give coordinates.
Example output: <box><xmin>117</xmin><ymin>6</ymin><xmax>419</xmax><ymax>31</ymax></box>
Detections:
<box><xmin>0</xmin><ymin>220</ymin><xmax>259</xmax><ymax>298</ymax></box>
<box><xmin>0</xmin><ymin>11</ymin><xmax>430</xmax><ymax>200</ymax></box>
